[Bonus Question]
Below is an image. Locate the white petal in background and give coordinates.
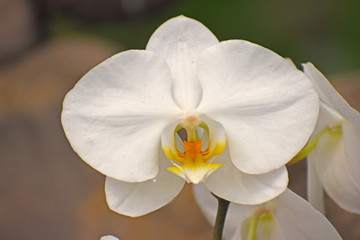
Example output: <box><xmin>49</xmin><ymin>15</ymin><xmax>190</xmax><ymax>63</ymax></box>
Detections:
<box><xmin>100</xmin><ymin>235</ymin><xmax>119</xmax><ymax>240</ymax></box>
<box><xmin>193</xmin><ymin>185</ymin><xmax>342</xmax><ymax>240</ymax></box>
<box><xmin>310</xmin><ymin>123</ymin><xmax>360</xmax><ymax>214</ymax></box>
<box><xmin>62</xmin><ymin>50</ymin><xmax>181</xmax><ymax>182</ymax></box>
<box><xmin>307</xmin><ymin>156</ymin><xmax>325</xmax><ymax>214</ymax></box>
<box><xmin>204</xmin><ymin>147</ymin><xmax>288</xmax><ymax>205</ymax></box>
<box><xmin>146</xmin><ymin>16</ymin><xmax>219</xmax><ymax>110</ymax></box>
<box><xmin>197</xmin><ymin>40</ymin><xmax>319</xmax><ymax>175</ymax></box>
<box><xmin>303</xmin><ymin>63</ymin><xmax>360</xmax><ymax>131</ymax></box>
<box><xmin>105</xmin><ymin>150</ymin><xmax>185</xmax><ymax>217</ymax></box>
<box><xmin>303</xmin><ymin>63</ymin><xmax>360</xmax><ymax>214</ymax></box>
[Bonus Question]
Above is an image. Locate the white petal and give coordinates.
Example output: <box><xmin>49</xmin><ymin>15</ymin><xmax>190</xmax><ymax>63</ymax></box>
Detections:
<box><xmin>62</xmin><ymin>50</ymin><xmax>181</xmax><ymax>182</ymax></box>
<box><xmin>310</xmin><ymin>123</ymin><xmax>360</xmax><ymax>214</ymax></box>
<box><xmin>272</xmin><ymin>189</ymin><xmax>342</xmax><ymax>240</ymax></box>
<box><xmin>204</xmin><ymin>146</ymin><xmax>288</xmax><ymax>205</ymax></box>
<box><xmin>197</xmin><ymin>40</ymin><xmax>319</xmax><ymax>174</ymax></box>
<box><xmin>105</xmin><ymin>150</ymin><xmax>185</xmax><ymax>217</ymax></box>
<box><xmin>100</xmin><ymin>235</ymin><xmax>119</xmax><ymax>240</ymax></box>
<box><xmin>303</xmin><ymin>62</ymin><xmax>360</xmax><ymax>132</ymax></box>
<box><xmin>193</xmin><ymin>187</ymin><xmax>342</xmax><ymax>240</ymax></box>
<box><xmin>307</xmin><ymin>158</ymin><xmax>325</xmax><ymax>214</ymax></box>
<box><xmin>304</xmin><ymin>63</ymin><xmax>360</xmax><ymax>213</ymax></box>
<box><xmin>146</xmin><ymin>16</ymin><xmax>219</xmax><ymax>110</ymax></box>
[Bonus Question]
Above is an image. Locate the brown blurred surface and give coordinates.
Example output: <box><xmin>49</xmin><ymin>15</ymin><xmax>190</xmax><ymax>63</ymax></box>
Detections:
<box><xmin>0</xmin><ymin>37</ymin><xmax>359</xmax><ymax>240</ymax></box>
<box><xmin>0</xmin><ymin>0</ymin><xmax>34</xmax><ymax>61</ymax></box>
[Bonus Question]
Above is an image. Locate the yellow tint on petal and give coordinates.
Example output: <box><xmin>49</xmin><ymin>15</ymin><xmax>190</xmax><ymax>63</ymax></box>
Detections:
<box><xmin>167</xmin><ymin>162</ymin><xmax>222</xmax><ymax>184</ymax></box>
<box><xmin>242</xmin><ymin>206</ymin><xmax>274</xmax><ymax>240</ymax></box>
<box><xmin>288</xmin><ymin>124</ymin><xmax>342</xmax><ymax>166</ymax></box>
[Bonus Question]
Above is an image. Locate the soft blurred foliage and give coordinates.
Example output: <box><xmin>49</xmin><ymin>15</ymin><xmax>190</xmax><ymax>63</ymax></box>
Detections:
<box><xmin>50</xmin><ymin>0</ymin><xmax>360</xmax><ymax>74</ymax></box>
<box><xmin>1</xmin><ymin>0</ymin><xmax>359</xmax><ymax>239</ymax></box>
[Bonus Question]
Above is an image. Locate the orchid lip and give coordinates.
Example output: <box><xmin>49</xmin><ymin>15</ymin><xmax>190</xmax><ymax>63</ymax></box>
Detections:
<box><xmin>161</xmin><ymin>116</ymin><xmax>226</xmax><ymax>183</ymax></box>
<box><xmin>167</xmin><ymin>139</ymin><xmax>223</xmax><ymax>184</ymax></box>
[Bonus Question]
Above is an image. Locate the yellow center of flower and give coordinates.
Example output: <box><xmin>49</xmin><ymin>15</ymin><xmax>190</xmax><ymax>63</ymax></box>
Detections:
<box><xmin>162</xmin><ymin>115</ymin><xmax>225</xmax><ymax>184</ymax></box>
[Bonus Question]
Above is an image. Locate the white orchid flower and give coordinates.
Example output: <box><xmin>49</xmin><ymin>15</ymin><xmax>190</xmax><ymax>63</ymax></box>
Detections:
<box><xmin>100</xmin><ymin>235</ymin><xmax>119</xmax><ymax>240</ymax></box>
<box><xmin>301</xmin><ymin>63</ymin><xmax>360</xmax><ymax>214</ymax></box>
<box><xmin>61</xmin><ymin>16</ymin><xmax>319</xmax><ymax>217</ymax></box>
<box><xmin>193</xmin><ymin>184</ymin><xmax>342</xmax><ymax>240</ymax></box>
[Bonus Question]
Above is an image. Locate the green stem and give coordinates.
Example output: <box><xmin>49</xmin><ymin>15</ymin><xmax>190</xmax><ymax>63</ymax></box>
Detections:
<box><xmin>212</xmin><ymin>195</ymin><xmax>230</xmax><ymax>240</ymax></box>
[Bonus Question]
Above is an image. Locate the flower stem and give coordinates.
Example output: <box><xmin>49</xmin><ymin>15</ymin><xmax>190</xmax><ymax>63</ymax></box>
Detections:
<box><xmin>212</xmin><ymin>195</ymin><xmax>230</xmax><ymax>240</ymax></box>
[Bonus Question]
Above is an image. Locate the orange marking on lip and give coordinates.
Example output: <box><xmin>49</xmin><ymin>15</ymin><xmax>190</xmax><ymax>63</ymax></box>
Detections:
<box><xmin>184</xmin><ymin>140</ymin><xmax>201</xmax><ymax>159</ymax></box>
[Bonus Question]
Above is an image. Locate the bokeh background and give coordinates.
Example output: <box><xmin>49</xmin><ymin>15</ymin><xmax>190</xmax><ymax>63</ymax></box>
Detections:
<box><xmin>1</xmin><ymin>0</ymin><xmax>360</xmax><ymax>239</ymax></box>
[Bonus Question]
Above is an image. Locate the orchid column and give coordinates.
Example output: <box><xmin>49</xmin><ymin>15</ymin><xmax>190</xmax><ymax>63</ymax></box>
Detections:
<box><xmin>61</xmin><ymin>16</ymin><xmax>319</xmax><ymax>217</ymax></box>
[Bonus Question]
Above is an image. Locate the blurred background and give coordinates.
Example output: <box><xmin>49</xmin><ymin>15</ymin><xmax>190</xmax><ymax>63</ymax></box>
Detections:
<box><xmin>1</xmin><ymin>0</ymin><xmax>359</xmax><ymax>239</ymax></box>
